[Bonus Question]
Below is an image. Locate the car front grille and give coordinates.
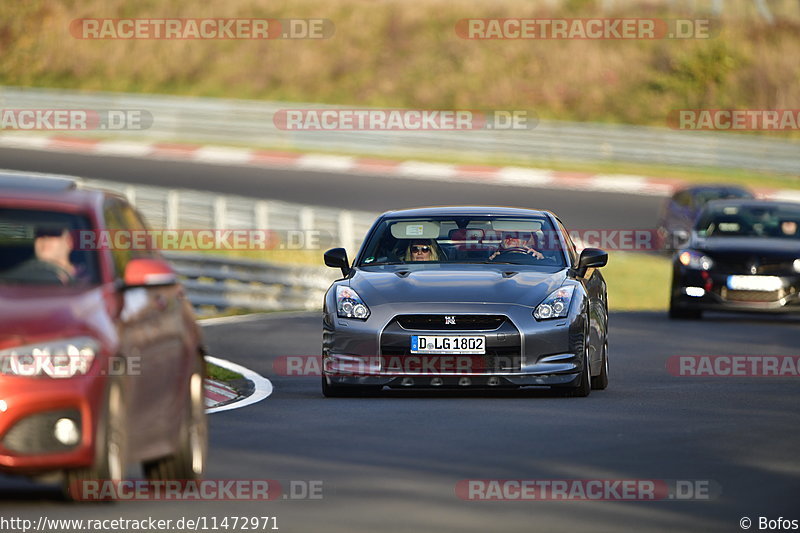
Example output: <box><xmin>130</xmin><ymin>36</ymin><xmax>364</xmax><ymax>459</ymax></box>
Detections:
<box><xmin>379</xmin><ymin>347</ymin><xmax>522</xmax><ymax>372</ymax></box>
<box><xmin>395</xmin><ymin>314</ymin><xmax>506</xmax><ymax>330</ymax></box>
<box><xmin>721</xmin><ymin>288</ymin><xmax>786</xmax><ymax>303</ymax></box>
<box><xmin>712</xmin><ymin>257</ymin><xmax>795</xmax><ymax>275</ymax></box>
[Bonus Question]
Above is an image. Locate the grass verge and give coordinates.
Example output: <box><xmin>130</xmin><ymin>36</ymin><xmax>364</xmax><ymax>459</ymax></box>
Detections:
<box><xmin>206</xmin><ymin>361</ymin><xmax>244</xmax><ymax>382</ymax></box>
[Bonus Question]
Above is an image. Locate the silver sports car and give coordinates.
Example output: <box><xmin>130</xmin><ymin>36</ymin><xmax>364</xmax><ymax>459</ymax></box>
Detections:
<box><xmin>322</xmin><ymin>206</ymin><xmax>609</xmax><ymax>397</ymax></box>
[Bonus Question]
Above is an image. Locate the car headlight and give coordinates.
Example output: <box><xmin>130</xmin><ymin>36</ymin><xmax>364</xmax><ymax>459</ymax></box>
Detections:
<box><xmin>794</xmin><ymin>259</ymin><xmax>800</xmax><ymax>274</ymax></box>
<box><xmin>0</xmin><ymin>337</ymin><xmax>98</xmax><ymax>378</ymax></box>
<box><xmin>336</xmin><ymin>285</ymin><xmax>370</xmax><ymax>320</ymax></box>
<box><xmin>678</xmin><ymin>250</ymin><xmax>714</xmax><ymax>270</ymax></box>
<box><xmin>533</xmin><ymin>286</ymin><xmax>576</xmax><ymax>320</ymax></box>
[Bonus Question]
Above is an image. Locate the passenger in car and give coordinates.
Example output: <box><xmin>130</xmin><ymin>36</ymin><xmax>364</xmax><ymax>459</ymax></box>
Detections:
<box><xmin>404</xmin><ymin>239</ymin><xmax>441</xmax><ymax>261</ymax></box>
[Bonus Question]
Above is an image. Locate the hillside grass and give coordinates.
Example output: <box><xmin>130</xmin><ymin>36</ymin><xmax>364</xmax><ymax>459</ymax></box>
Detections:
<box><xmin>2</xmin><ymin>0</ymin><xmax>800</xmax><ymax>131</ymax></box>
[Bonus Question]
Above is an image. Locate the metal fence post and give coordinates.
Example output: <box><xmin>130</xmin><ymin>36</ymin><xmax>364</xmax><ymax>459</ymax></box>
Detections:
<box><xmin>338</xmin><ymin>210</ymin><xmax>354</xmax><ymax>254</ymax></box>
<box><xmin>214</xmin><ymin>196</ymin><xmax>228</xmax><ymax>230</ymax></box>
<box><xmin>167</xmin><ymin>190</ymin><xmax>180</xmax><ymax>229</ymax></box>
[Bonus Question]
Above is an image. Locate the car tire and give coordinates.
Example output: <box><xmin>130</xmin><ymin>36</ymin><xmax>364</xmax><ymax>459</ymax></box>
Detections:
<box><xmin>62</xmin><ymin>379</ymin><xmax>127</xmax><ymax>502</ymax></box>
<box><xmin>321</xmin><ymin>375</ymin><xmax>380</xmax><ymax>397</ymax></box>
<box><xmin>143</xmin><ymin>358</ymin><xmax>208</xmax><ymax>482</ymax></box>
<box><xmin>560</xmin><ymin>346</ymin><xmax>591</xmax><ymax>398</ymax></box>
<box><xmin>591</xmin><ymin>342</ymin><xmax>609</xmax><ymax>390</ymax></box>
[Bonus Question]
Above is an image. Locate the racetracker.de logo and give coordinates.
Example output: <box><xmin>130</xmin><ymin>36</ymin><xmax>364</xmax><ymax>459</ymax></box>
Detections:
<box><xmin>668</xmin><ymin>109</ymin><xmax>800</xmax><ymax>131</ymax></box>
<box><xmin>456</xmin><ymin>479</ymin><xmax>718</xmax><ymax>501</ymax></box>
<box><xmin>666</xmin><ymin>355</ymin><xmax>800</xmax><ymax>377</ymax></box>
<box><xmin>69</xmin><ymin>479</ymin><xmax>324</xmax><ymax>501</ymax></box>
<box><xmin>70</xmin><ymin>479</ymin><xmax>278</xmax><ymax>501</ymax></box>
<box><xmin>69</xmin><ymin>18</ymin><xmax>334</xmax><ymax>39</ymax></box>
<box><xmin>74</xmin><ymin>229</ymin><xmax>329</xmax><ymax>251</ymax></box>
<box><xmin>1</xmin><ymin>109</ymin><xmax>152</xmax><ymax>131</ymax></box>
<box><xmin>273</xmin><ymin>109</ymin><xmax>538</xmax><ymax>131</ymax></box>
<box><xmin>455</xmin><ymin>18</ymin><xmax>711</xmax><ymax>39</ymax></box>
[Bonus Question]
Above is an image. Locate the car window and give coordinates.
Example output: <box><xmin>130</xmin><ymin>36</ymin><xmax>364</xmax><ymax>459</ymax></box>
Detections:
<box><xmin>556</xmin><ymin>220</ymin><xmax>578</xmax><ymax>266</ymax></box>
<box><xmin>358</xmin><ymin>216</ymin><xmax>567</xmax><ymax>268</ymax></box>
<box><xmin>696</xmin><ymin>204</ymin><xmax>800</xmax><ymax>239</ymax></box>
<box><xmin>673</xmin><ymin>191</ymin><xmax>692</xmax><ymax>208</ymax></box>
<box><xmin>103</xmin><ymin>199</ymin><xmax>157</xmax><ymax>278</ymax></box>
<box><xmin>0</xmin><ymin>208</ymin><xmax>100</xmax><ymax>285</ymax></box>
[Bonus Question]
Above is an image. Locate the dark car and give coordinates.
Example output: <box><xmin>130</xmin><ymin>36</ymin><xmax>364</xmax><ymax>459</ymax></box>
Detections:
<box><xmin>657</xmin><ymin>185</ymin><xmax>754</xmax><ymax>251</ymax></box>
<box><xmin>321</xmin><ymin>206</ymin><xmax>609</xmax><ymax>397</ymax></box>
<box><xmin>0</xmin><ymin>173</ymin><xmax>207</xmax><ymax>499</ymax></box>
<box><xmin>669</xmin><ymin>199</ymin><xmax>800</xmax><ymax>319</ymax></box>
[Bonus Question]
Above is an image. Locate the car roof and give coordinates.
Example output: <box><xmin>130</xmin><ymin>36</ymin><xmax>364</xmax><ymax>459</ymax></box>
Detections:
<box><xmin>0</xmin><ymin>171</ymin><xmax>120</xmax><ymax>212</ymax></box>
<box><xmin>677</xmin><ymin>184</ymin><xmax>752</xmax><ymax>194</ymax></box>
<box><xmin>0</xmin><ymin>171</ymin><xmax>79</xmax><ymax>191</ymax></box>
<box><xmin>703</xmin><ymin>198</ymin><xmax>800</xmax><ymax>210</ymax></box>
<box><xmin>379</xmin><ymin>206</ymin><xmax>556</xmax><ymax>219</ymax></box>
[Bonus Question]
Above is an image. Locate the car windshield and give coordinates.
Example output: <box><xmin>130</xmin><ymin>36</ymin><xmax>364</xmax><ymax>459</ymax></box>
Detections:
<box><xmin>693</xmin><ymin>188</ymin><xmax>752</xmax><ymax>206</ymax></box>
<box><xmin>0</xmin><ymin>208</ymin><xmax>101</xmax><ymax>285</ymax></box>
<box><xmin>358</xmin><ymin>215</ymin><xmax>567</xmax><ymax>267</ymax></box>
<box><xmin>695</xmin><ymin>204</ymin><xmax>800</xmax><ymax>239</ymax></box>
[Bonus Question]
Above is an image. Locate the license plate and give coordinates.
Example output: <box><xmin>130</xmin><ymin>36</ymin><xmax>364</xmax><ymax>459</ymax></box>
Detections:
<box><xmin>411</xmin><ymin>335</ymin><xmax>485</xmax><ymax>354</ymax></box>
<box><xmin>726</xmin><ymin>275</ymin><xmax>783</xmax><ymax>292</ymax></box>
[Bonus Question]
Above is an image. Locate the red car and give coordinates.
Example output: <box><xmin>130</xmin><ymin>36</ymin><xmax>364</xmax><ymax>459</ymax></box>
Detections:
<box><xmin>0</xmin><ymin>172</ymin><xmax>207</xmax><ymax>499</ymax></box>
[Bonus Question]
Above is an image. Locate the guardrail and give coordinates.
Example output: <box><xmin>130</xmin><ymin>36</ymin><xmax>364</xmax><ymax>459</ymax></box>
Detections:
<box><xmin>67</xmin><ymin>177</ymin><xmax>375</xmax><ymax>315</ymax></box>
<box><xmin>80</xmin><ymin>177</ymin><xmax>378</xmax><ymax>254</ymax></box>
<box><xmin>163</xmin><ymin>252</ymin><xmax>338</xmax><ymax>314</ymax></box>
<box><xmin>2</xmin><ymin>86</ymin><xmax>798</xmax><ymax>174</ymax></box>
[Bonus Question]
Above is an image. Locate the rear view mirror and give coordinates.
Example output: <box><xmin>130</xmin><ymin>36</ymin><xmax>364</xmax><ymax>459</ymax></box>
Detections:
<box><xmin>324</xmin><ymin>248</ymin><xmax>350</xmax><ymax>276</ymax></box>
<box><xmin>672</xmin><ymin>230</ymin><xmax>690</xmax><ymax>248</ymax></box>
<box><xmin>578</xmin><ymin>248</ymin><xmax>608</xmax><ymax>269</ymax></box>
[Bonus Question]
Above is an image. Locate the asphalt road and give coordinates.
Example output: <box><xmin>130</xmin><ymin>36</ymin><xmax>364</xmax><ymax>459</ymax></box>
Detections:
<box><xmin>0</xmin><ymin>147</ymin><xmax>662</xmax><ymax>230</ymax></box>
<box><xmin>1</xmin><ymin>149</ymin><xmax>797</xmax><ymax>532</ymax></box>
<box><xmin>2</xmin><ymin>311</ymin><xmax>799</xmax><ymax>533</ymax></box>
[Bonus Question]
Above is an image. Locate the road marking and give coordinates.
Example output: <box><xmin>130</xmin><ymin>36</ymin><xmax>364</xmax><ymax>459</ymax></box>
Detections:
<box><xmin>204</xmin><ymin>355</ymin><xmax>273</xmax><ymax>414</ymax></box>
<box><xmin>2</xmin><ymin>133</ymin><xmax>798</xmax><ymax>200</ymax></box>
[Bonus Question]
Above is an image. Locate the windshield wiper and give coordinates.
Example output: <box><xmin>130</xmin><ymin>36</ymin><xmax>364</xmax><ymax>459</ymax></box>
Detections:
<box><xmin>360</xmin><ymin>261</ymin><xmax>405</xmax><ymax>266</ymax></box>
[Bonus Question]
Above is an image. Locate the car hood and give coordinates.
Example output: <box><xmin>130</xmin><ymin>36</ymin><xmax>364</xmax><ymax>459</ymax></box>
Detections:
<box><xmin>692</xmin><ymin>236</ymin><xmax>800</xmax><ymax>259</ymax></box>
<box><xmin>0</xmin><ymin>285</ymin><xmax>111</xmax><ymax>350</ymax></box>
<box><xmin>348</xmin><ymin>265</ymin><xmax>568</xmax><ymax>308</ymax></box>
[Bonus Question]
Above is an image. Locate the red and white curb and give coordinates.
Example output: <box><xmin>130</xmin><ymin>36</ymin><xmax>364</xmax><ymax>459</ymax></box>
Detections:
<box><xmin>203</xmin><ymin>355</ymin><xmax>273</xmax><ymax>414</ymax></box>
<box><xmin>2</xmin><ymin>133</ymin><xmax>798</xmax><ymax>201</ymax></box>
<box><xmin>204</xmin><ymin>378</ymin><xmax>239</xmax><ymax>408</ymax></box>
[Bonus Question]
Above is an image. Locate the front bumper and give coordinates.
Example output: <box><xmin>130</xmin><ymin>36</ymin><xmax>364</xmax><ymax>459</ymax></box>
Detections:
<box><xmin>0</xmin><ymin>374</ymin><xmax>104</xmax><ymax>474</ymax></box>
<box><xmin>672</xmin><ymin>268</ymin><xmax>800</xmax><ymax>313</ymax></box>
<box><xmin>323</xmin><ymin>302</ymin><xmax>587</xmax><ymax>388</ymax></box>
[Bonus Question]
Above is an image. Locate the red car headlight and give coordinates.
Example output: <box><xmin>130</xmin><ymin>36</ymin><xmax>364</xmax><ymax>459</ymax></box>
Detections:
<box><xmin>0</xmin><ymin>337</ymin><xmax>98</xmax><ymax>378</ymax></box>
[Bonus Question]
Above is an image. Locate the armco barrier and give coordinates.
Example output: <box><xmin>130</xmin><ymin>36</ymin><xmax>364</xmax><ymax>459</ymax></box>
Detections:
<box><xmin>1</xmin><ymin>86</ymin><xmax>798</xmax><ymax>174</ymax></box>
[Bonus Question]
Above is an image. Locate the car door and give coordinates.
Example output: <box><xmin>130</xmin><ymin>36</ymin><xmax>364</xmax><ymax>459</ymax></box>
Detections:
<box><xmin>105</xmin><ymin>199</ymin><xmax>186</xmax><ymax>459</ymax></box>
<box><xmin>559</xmin><ymin>221</ymin><xmax>606</xmax><ymax>368</ymax></box>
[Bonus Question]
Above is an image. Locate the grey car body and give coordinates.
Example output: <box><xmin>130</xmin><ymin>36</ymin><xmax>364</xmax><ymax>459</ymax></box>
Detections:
<box><xmin>321</xmin><ymin>206</ymin><xmax>610</xmax><ymax>397</ymax></box>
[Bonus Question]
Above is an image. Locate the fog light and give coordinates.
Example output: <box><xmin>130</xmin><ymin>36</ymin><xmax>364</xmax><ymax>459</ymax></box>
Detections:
<box><xmin>401</xmin><ymin>377</ymin><xmax>415</xmax><ymax>387</ymax></box>
<box><xmin>685</xmin><ymin>287</ymin><xmax>705</xmax><ymax>297</ymax></box>
<box><xmin>0</xmin><ymin>400</ymin><xmax>7</xmax><ymax>412</ymax></box>
<box><xmin>430</xmin><ymin>378</ymin><xmax>443</xmax><ymax>387</ymax></box>
<box><xmin>487</xmin><ymin>377</ymin><xmax>500</xmax><ymax>387</ymax></box>
<box><xmin>458</xmin><ymin>377</ymin><xmax>471</xmax><ymax>387</ymax></box>
<box><xmin>53</xmin><ymin>418</ymin><xmax>80</xmax><ymax>446</ymax></box>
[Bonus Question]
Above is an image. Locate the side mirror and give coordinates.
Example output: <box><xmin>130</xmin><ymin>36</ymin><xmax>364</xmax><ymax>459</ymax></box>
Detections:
<box><xmin>324</xmin><ymin>248</ymin><xmax>350</xmax><ymax>276</ymax></box>
<box><xmin>123</xmin><ymin>258</ymin><xmax>177</xmax><ymax>288</ymax></box>
<box><xmin>672</xmin><ymin>230</ymin><xmax>690</xmax><ymax>249</ymax></box>
<box><xmin>578</xmin><ymin>248</ymin><xmax>608</xmax><ymax>269</ymax></box>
